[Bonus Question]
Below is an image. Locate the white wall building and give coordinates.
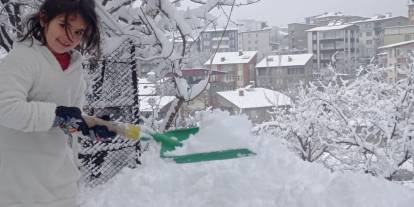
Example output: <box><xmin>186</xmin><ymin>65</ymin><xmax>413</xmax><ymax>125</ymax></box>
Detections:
<box><xmin>216</xmin><ymin>87</ymin><xmax>291</xmax><ymax>123</ymax></box>
<box><xmin>255</xmin><ymin>53</ymin><xmax>314</xmax><ymax>92</ymax></box>
<box><xmin>307</xmin><ymin>24</ymin><xmax>359</xmax><ymax>75</ymax></box>
<box><xmin>351</xmin><ymin>15</ymin><xmax>408</xmax><ymax>63</ymax></box>
<box><xmin>238</xmin><ymin>29</ymin><xmax>272</xmax><ymax>60</ymax></box>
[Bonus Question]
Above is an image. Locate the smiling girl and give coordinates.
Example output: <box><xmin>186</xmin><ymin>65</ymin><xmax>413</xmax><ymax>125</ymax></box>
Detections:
<box><xmin>0</xmin><ymin>0</ymin><xmax>112</xmax><ymax>206</ymax></box>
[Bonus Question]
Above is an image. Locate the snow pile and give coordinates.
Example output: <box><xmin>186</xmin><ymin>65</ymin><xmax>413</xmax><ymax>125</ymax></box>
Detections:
<box><xmin>166</xmin><ymin>110</ymin><xmax>253</xmax><ymax>155</ymax></box>
<box><xmin>79</xmin><ymin>111</ymin><xmax>414</xmax><ymax>207</ymax></box>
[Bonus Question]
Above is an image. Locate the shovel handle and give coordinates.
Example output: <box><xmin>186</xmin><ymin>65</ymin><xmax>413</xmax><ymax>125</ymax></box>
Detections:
<box><xmin>82</xmin><ymin>116</ymin><xmax>119</xmax><ymax>131</ymax></box>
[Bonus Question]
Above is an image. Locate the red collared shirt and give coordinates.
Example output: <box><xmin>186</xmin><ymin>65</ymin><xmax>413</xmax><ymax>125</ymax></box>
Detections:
<box><xmin>52</xmin><ymin>52</ymin><xmax>71</xmax><ymax>71</ymax></box>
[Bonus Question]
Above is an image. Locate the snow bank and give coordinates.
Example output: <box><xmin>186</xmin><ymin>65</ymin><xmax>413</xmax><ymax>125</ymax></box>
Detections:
<box><xmin>79</xmin><ymin>111</ymin><xmax>414</xmax><ymax>207</ymax></box>
<box><xmin>165</xmin><ymin>110</ymin><xmax>253</xmax><ymax>155</ymax></box>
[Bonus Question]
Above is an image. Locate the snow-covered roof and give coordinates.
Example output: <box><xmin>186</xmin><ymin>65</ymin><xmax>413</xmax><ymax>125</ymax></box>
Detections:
<box><xmin>306</xmin><ymin>24</ymin><xmax>355</xmax><ymax>32</ymax></box>
<box><xmin>217</xmin><ymin>87</ymin><xmax>291</xmax><ymax>109</ymax></box>
<box><xmin>378</xmin><ymin>40</ymin><xmax>414</xmax><ymax>49</ymax></box>
<box><xmin>139</xmin><ymin>78</ymin><xmax>157</xmax><ymax>96</ymax></box>
<box><xmin>351</xmin><ymin>15</ymin><xmax>406</xmax><ymax>24</ymax></box>
<box><xmin>203</xmin><ymin>28</ymin><xmax>238</xmax><ymax>32</ymax></box>
<box><xmin>256</xmin><ymin>54</ymin><xmax>313</xmax><ymax>68</ymax></box>
<box><xmin>314</xmin><ymin>12</ymin><xmax>344</xmax><ymax>19</ymax></box>
<box><xmin>238</xmin><ymin>28</ymin><xmax>272</xmax><ymax>34</ymax></box>
<box><xmin>204</xmin><ymin>51</ymin><xmax>257</xmax><ymax>65</ymax></box>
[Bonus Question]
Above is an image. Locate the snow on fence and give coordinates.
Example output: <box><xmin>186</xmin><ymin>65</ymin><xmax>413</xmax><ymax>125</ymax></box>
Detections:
<box><xmin>79</xmin><ymin>39</ymin><xmax>142</xmax><ymax>187</ymax></box>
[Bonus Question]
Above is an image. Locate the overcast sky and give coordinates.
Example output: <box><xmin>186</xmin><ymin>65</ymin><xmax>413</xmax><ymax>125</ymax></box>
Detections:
<box><xmin>211</xmin><ymin>0</ymin><xmax>409</xmax><ymax>27</ymax></box>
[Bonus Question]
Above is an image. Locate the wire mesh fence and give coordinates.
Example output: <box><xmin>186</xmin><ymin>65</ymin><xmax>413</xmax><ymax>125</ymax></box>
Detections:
<box><xmin>79</xmin><ymin>39</ymin><xmax>141</xmax><ymax>187</ymax></box>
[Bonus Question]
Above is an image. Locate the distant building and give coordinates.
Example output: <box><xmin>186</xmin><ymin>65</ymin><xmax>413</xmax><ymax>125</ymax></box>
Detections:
<box><xmin>378</xmin><ymin>40</ymin><xmax>414</xmax><ymax>82</ymax></box>
<box><xmin>351</xmin><ymin>15</ymin><xmax>408</xmax><ymax>63</ymax></box>
<box><xmin>204</xmin><ymin>51</ymin><xmax>258</xmax><ymax>106</ymax></box>
<box><xmin>216</xmin><ymin>87</ymin><xmax>291</xmax><ymax>123</ymax></box>
<box><xmin>238</xmin><ymin>28</ymin><xmax>272</xmax><ymax>60</ymax></box>
<box><xmin>305</xmin><ymin>12</ymin><xmax>368</xmax><ymax>26</ymax></box>
<box><xmin>382</xmin><ymin>2</ymin><xmax>414</xmax><ymax>46</ymax></box>
<box><xmin>270</xmin><ymin>26</ymin><xmax>289</xmax><ymax>51</ymax></box>
<box><xmin>237</xmin><ymin>19</ymin><xmax>267</xmax><ymax>32</ymax></box>
<box><xmin>384</xmin><ymin>25</ymin><xmax>414</xmax><ymax>46</ymax></box>
<box><xmin>180</xmin><ymin>68</ymin><xmax>226</xmax><ymax>84</ymax></box>
<box><xmin>255</xmin><ymin>53</ymin><xmax>314</xmax><ymax>92</ymax></box>
<box><xmin>199</xmin><ymin>28</ymin><xmax>238</xmax><ymax>53</ymax></box>
<box><xmin>307</xmin><ymin>24</ymin><xmax>359</xmax><ymax>74</ymax></box>
<box><xmin>409</xmin><ymin>0</ymin><xmax>414</xmax><ymax>24</ymax></box>
<box><xmin>288</xmin><ymin>23</ymin><xmax>317</xmax><ymax>52</ymax></box>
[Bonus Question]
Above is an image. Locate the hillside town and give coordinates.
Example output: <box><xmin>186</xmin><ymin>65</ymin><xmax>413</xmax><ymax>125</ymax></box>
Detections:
<box><xmin>1</xmin><ymin>1</ymin><xmax>414</xmax><ymax>206</ymax></box>
<box><xmin>135</xmin><ymin>0</ymin><xmax>414</xmax><ymax>125</ymax></box>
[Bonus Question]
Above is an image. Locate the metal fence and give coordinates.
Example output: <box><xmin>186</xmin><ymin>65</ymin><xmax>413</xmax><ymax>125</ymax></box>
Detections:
<box><xmin>79</xmin><ymin>39</ymin><xmax>142</xmax><ymax>187</ymax></box>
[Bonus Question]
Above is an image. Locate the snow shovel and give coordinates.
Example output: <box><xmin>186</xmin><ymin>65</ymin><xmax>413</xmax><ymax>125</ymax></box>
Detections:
<box><xmin>82</xmin><ymin>116</ymin><xmax>255</xmax><ymax>164</ymax></box>
<box><xmin>150</xmin><ymin>127</ymin><xmax>256</xmax><ymax>164</ymax></box>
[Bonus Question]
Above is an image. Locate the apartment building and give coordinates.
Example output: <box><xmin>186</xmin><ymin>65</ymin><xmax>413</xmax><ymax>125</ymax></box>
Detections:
<box><xmin>288</xmin><ymin>23</ymin><xmax>317</xmax><ymax>52</ymax></box>
<box><xmin>199</xmin><ymin>28</ymin><xmax>238</xmax><ymax>53</ymax></box>
<box><xmin>378</xmin><ymin>40</ymin><xmax>414</xmax><ymax>82</ymax></box>
<box><xmin>238</xmin><ymin>28</ymin><xmax>272</xmax><ymax>60</ymax></box>
<box><xmin>307</xmin><ymin>24</ymin><xmax>359</xmax><ymax>74</ymax></box>
<box><xmin>305</xmin><ymin>12</ymin><xmax>368</xmax><ymax>26</ymax></box>
<box><xmin>351</xmin><ymin>15</ymin><xmax>408</xmax><ymax>63</ymax></box>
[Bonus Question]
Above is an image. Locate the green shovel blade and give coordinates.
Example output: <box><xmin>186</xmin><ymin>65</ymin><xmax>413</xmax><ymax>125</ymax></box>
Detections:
<box><xmin>162</xmin><ymin>148</ymin><xmax>256</xmax><ymax>164</ymax></box>
<box><xmin>151</xmin><ymin>127</ymin><xmax>256</xmax><ymax>164</ymax></box>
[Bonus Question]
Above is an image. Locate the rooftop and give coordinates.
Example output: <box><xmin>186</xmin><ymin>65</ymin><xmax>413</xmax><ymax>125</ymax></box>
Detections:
<box><xmin>378</xmin><ymin>40</ymin><xmax>414</xmax><ymax>49</ymax></box>
<box><xmin>306</xmin><ymin>24</ymin><xmax>356</xmax><ymax>32</ymax></box>
<box><xmin>217</xmin><ymin>87</ymin><xmax>291</xmax><ymax>109</ymax></box>
<box><xmin>256</xmin><ymin>54</ymin><xmax>313</xmax><ymax>68</ymax></box>
<box><xmin>204</xmin><ymin>51</ymin><xmax>257</xmax><ymax>65</ymax></box>
<box><xmin>350</xmin><ymin>15</ymin><xmax>407</xmax><ymax>24</ymax></box>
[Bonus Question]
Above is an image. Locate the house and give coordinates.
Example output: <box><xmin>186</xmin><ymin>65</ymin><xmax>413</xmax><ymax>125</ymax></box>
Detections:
<box><xmin>204</xmin><ymin>50</ymin><xmax>258</xmax><ymax>89</ymax></box>
<box><xmin>204</xmin><ymin>51</ymin><xmax>258</xmax><ymax>107</ymax></box>
<box><xmin>180</xmin><ymin>68</ymin><xmax>226</xmax><ymax>84</ymax></box>
<box><xmin>216</xmin><ymin>87</ymin><xmax>291</xmax><ymax>123</ymax></box>
<box><xmin>255</xmin><ymin>53</ymin><xmax>314</xmax><ymax>92</ymax></box>
<box><xmin>351</xmin><ymin>15</ymin><xmax>408</xmax><ymax>63</ymax></box>
<box><xmin>378</xmin><ymin>40</ymin><xmax>414</xmax><ymax>82</ymax></box>
<box><xmin>238</xmin><ymin>28</ymin><xmax>272</xmax><ymax>60</ymax></box>
<box><xmin>307</xmin><ymin>24</ymin><xmax>359</xmax><ymax>75</ymax></box>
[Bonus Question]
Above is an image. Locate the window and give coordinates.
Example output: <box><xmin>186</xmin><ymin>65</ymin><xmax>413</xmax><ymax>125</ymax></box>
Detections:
<box><xmin>366</xmin><ymin>32</ymin><xmax>372</xmax><ymax>37</ymax></box>
<box><xmin>366</xmin><ymin>40</ymin><xmax>373</xmax><ymax>45</ymax></box>
<box><xmin>405</xmin><ymin>34</ymin><xmax>411</xmax><ymax>41</ymax></box>
<box><xmin>288</xmin><ymin>68</ymin><xmax>304</xmax><ymax>75</ymax></box>
<box><xmin>258</xmin><ymin>68</ymin><xmax>266</xmax><ymax>76</ymax></box>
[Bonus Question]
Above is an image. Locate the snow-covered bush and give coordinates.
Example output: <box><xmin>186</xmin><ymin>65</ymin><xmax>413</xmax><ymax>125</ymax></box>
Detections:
<box><xmin>258</xmin><ymin>62</ymin><xmax>414</xmax><ymax>180</ymax></box>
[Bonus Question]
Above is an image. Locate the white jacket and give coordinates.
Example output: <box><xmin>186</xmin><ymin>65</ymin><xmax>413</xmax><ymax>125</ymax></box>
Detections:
<box><xmin>0</xmin><ymin>40</ymin><xmax>86</xmax><ymax>207</ymax></box>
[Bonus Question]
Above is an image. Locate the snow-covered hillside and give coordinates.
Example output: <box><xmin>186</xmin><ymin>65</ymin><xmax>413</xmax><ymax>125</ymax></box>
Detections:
<box><xmin>79</xmin><ymin>110</ymin><xmax>414</xmax><ymax>207</ymax></box>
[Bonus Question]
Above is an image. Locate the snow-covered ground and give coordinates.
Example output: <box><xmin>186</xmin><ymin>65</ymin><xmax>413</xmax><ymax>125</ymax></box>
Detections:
<box><xmin>79</xmin><ymin>110</ymin><xmax>414</xmax><ymax>207</ymax></box>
